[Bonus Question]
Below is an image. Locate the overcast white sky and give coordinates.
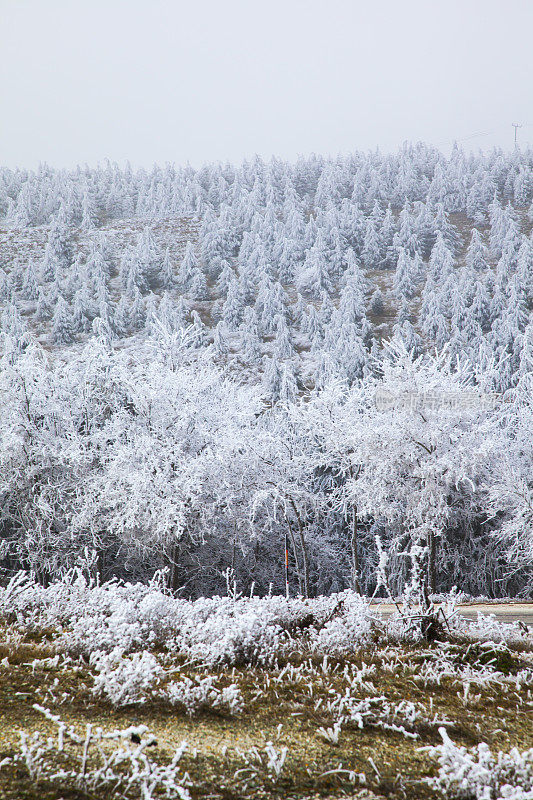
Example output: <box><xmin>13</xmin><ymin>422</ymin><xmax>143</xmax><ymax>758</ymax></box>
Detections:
<box><xmin>1</xmin><ymin>0</ymin><xmax>532</xmax><ymax>169</ymax></box>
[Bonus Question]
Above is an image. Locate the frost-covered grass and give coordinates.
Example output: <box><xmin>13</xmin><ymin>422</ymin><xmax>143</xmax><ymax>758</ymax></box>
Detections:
<box><xmin>0</xmin><ymin>573</ymin><xmax>532</xmax><ymax>799</ymax></box>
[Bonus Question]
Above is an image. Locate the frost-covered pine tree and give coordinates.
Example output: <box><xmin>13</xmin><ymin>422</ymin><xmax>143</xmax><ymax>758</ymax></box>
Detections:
<box><xmin>421</xmin><ymin>305</ymin><xmax>449</xmax><ymax>348</ymax></box>
<box><xmin>72</xmin><ymin>289</ymin><xmax>91</xmax><ymax>333</ymax></box>
<box><xmin>258</xmin><ymin>280</ymin><xmax>287</xmax><ymax>335</ymax></box>
<box><xmin>129</xmin><ymin>287</ymin><xmax>146</xmax><ymax>331</ymax></box>
<box><xmin>292</xmin><ymin>293</ymin><xmax>306</xmax><ymax>326</ymax></box>
<box><xmin>279</xmin><ymin>362</ymin><xmax>299</xmax><ymax>404</ymax></box>
<box><xmin>135</xmin><ymin>227</ymin><xmax>161</xmax><ymax>285</ymax></box>
<box><xmin>21</xmin><ymin>260</ymin><xmax>39</xmax><ymax>300</ymax></box>
<box><xmin>393</xmin><ymin>199</ymin><xmax>419</xmax><ymax>257</ymax></box>
<box><xmin>392</xmin><ymin>319</ymin><xmax>423</xmax><ymax>357</ymax></box>
<box><xmin>144</xmin><ymin>292</ymin><xmax>160</xmax><ymax>335</ymax></box>
<box><xmin>0</xmin><ymin>268</ymin><xmax>13</xmax><ymax>303</ymax></box>
<box><xmin>470</xmin><ymin>277</ymin><xmax>491</xmax><ymax>330</ymax></box>
<box><xmin>465</xmin><ymin>228</ymin><xmax>489</xmax><ymax>273</ymax></box>
<box><xmin>81</xmin><ymin>190</ymin><xmax>98</xmax><ymax>229</ymax></box>
<box><xmin>86</xmin><ymin>246</ymin><xmax>111</xmax><ymax>281</ymax></box>
<box><xmin>9</xmin><ymin>187</ymin><xmax>31</xmax><ymax>228</ymax></box>
<box><xmin>394</xmin><ymin>247</ymin><xmax>419</xmax><ymax>300</ymax></box>
<box><xmin>174</xmin><ymin>295</ymin><xmax>190</xmax><ymax>329</ymax></box>
<box><xmin>1</xmin><ymin>302</ymin><xmax>26</xmax><ymax>340</ymax></box>
<box><xmin>155</xmin><ymin>291</ymin><xmax>177</xmax><ymax>332</ymax></box>
<box><xmin>516</xmin><ymin>235</ymin><xmax>533</xmax><ymax>298</ymax></box>
<box><xmin>160</xmin><ymin>247</ymin><xmax>176</xmax><ymax>290</ymax></box>
<box><xmin>380</xmin><ymin>204</ymin><xmax>396</xmax><ymax>266</ymax></box>
<box><xmin>278</xmin><ymin>237</ymin><xmax>299</xmax><ymax>284</ymax></box>
<box><xmin>262</xmin><ymin>355</ymin><xmax>283</xmax><ymax>403</ymax></box>
<box><xmin>222</xmin><ymin>276</ymin><xmax>245</xmax><ymax>329</ymax></box>
<box><xmin>301</xmin><ymin>304</ymin><xmax>322</xmax><ymax>339</ymax></box>
<box><xmin>433</xmin><ymin>202</ymin><xmax>461</xmax><ymax>253</ymax></box>
<box><xmin>188</xmin><ymin>267</ymin><xmax>208</xmax><ymax>301</ymax></box>
<box><xmin>369</xmin><ymin>287</ymin><xmax>385</xmax><ymax>315</ymax></box>
<box><xmin>190</xmin><ymin>309</ymin><xmax>207</xmax><ymax>345</ymax></box>
<box><xmin>318</xmin><ymin>291</ymin><xmax>335</xmax><ymax>326</ymax></box>
<box><xmin>362</xmin><ymin>217</ymin><xmax>381</xmax><ymax>268</ymax></box>
<box><xmin>40</xmin><ymin>243</ymin><xmax>60</xmax><ymax>283</ymax></box>
<box><xmin>297</xmin><ymin>231</ymin><xmax>333</xmax><ymax>298</ymax></box>
<box><xmin>35</xmin><ymin>287</ymin><xmax>52</xmax><ymax>321</ymax></box>
<box><xmin>428</xmin><ymin>232</ymin><xmax>455</xmax><ymax>282</ymax></box>
<box><xmin>178</xmin><ymin>241</ymin><xmax>200</xmax><ymax>292</ymax></box>
<box><xmin>241</xmin><ymin>307</ymin><xmax>262</xmax><ymax>366</ymax></box>
<box><xmin>212</xmin><ymin>320</ymin><xmax>229</xmax><ymax>357</ymax></box>
<box><xmin>215</xmin><ymin>260</ymin><xmax>234</xmax><ymax>296</ymax></box>
<box><xmin>51</xmin><ymin>295</ymin><xmax>75</xmax><ymax>344</ymax></box>
<box><xmin>338</xmin><ymin>281</ymin><xmax>365</xmax><ymax>325</ymax></box>
<box><xmin>273</xmin><ymin>313</ymin><xmax>294</xmax><ymax>360</ymax></box>
<box><xmin>47</xmin><ymin>206</ymin><xmax>71</xmax><ymax>267</ymax></box>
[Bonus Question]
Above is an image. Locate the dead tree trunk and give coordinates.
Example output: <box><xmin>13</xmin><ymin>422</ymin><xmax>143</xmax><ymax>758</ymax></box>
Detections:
<box><xmin>289</xmin><ymin>499</ymin><xmax>309</xmax><ymax>598</ymax></box>
<box><xmin>168</xmin><ymin>541</ymin><xmax>180</xmax><ymax>593</ymax></box>
<box><xmin>286</xmin><ymin>515</ymin><xmax>303</xmax><ymax>596</ymax></box>
<box><xmin>428</xmin><ymin>529</ymin><xmax>437</xmax><ymax>595</ymax></box>
<box><xmin>351</xmin><ymin>508</ymin><xmax>361</xmax><ymax>594</ymax></box>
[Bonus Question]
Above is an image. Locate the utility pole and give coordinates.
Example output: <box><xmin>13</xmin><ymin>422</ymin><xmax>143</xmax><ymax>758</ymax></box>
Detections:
<box><xmin>512</xmin><ymin>122</ymin><xmax>522</xmax><ymax>147</ymax></box>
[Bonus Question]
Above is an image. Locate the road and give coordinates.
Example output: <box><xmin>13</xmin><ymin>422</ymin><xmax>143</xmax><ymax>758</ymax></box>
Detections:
<box><xmin>371</xmin><ymin>603</ymin><xmax>533</xmax><ymax>628</ymax></box>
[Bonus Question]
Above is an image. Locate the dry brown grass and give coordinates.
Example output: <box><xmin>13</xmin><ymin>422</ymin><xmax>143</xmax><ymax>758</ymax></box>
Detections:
<box><xmin>0</xmin><ymin>623</ymin><xmax>532</xmax><ymax>800</ymax></box>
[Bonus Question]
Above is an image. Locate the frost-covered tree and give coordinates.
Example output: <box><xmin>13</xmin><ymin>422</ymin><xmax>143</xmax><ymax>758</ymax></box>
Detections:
<box><xmin>130</xmin><ymin>287</ymin><xmax>146</xmax><ymax>331</ymax></box>
<box><xmin>212</xmin><ymin>320</ymin><xmax>229</xmax><ymax>357</ymax></box>
<box><xmin>241</xmin><ymin>307</ymin><xmax>262</xmax><ymax>366</ymax></box>
<box><xmin>178</xmin><ymin>241</ymin><xmax>200</xmax><ymax>292</ymax></box>
<box><xmin>394</xmin><ymin>247</ymin><xmax>420</xmax><ymax>300</ymax></box>
<box><xmin>81</xmin><ymin>189</ymin><xmax>98</xmax><ymax>229</ymax></box>
<box><xmin>362</xmin><ymin>218</ymin><xmax>381</xmax><ymax>268</ymax></box>
<box><xmin>273</xmin><ymin>313</ymin><xmax>294</xmax><ymax>360</ymax></box>
<box><xmin>51</xmin><ymin>295</ymin><xmax>75</xmax><ymax>344</ymax></box>
<box><xmin>21</xmin><ymin>261</ymin><xmax>39</xmax><ymax>301</ymax></box>
<box><xmin>160</xmin><ymin>247</ymin><xmax>176</xmax><ymax>290</ymax></box>
<box><xmin>369</xmin><ymin>288</ymin><xmax>385</xmax><ymax>315</ymax></box>
<box><xmin>188</xmin><ymin>267</ymin><xmax>208</xmax><ymax>301</ymax></box>
<box><xmin>297</xmin><ymin>231</ymin><xmax>333</xmax><ymax>298</ymax></box>
<box><xmin>222</xmin><ymin>276</ymin><xmax>245</xmax><ymax>329</ymax></box>
<box><xmin>465</xmin><ymin>229</ymin><xmax>489</xmax><ymax>273</ymax></box>
<box><xmin>428</xmin><ymin>232</ymin><xmax>455</xmax><ymax>282</ymax></box>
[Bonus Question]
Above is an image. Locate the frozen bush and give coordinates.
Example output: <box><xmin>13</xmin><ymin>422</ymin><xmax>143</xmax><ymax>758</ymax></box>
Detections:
<box><xmin>0</xmin><ymin>573</ymin><xmax>528</xmax><ymax>669</ymax></box>
<box><xmin>165</xmin><ymin>676</ymin><xmax>243</xmax><ymax>716</ymax></box>
<box><xmin>90</xmin><ymin>648</ymin><xmax>163</xmax><ymax>706</ymax></box>
<box><xmin>424</xmin><ymin>727</ymin><xmax>533</xmax><ymax>799</ymax></box>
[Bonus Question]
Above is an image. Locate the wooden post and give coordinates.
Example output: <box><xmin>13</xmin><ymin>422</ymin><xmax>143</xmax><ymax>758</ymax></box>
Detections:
<box><xmin>284</xmin><ymin>533</ymin><xmax>289</xmax><ymax>599</ymax></box>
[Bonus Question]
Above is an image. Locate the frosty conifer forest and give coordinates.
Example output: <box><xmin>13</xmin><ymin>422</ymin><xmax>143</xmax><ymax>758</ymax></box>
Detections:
<box><xmin>0</xmin><ymin>145</ymin><xmax>532</xmax><ymax>800</ymax></box>
<box><xmin>1</xmin><ymin>147</ymin><xmax>532</xmax><ymax>598</ymax></box>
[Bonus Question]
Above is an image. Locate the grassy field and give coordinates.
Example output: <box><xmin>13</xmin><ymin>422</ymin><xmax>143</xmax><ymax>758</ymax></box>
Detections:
<box><xmin>0</xmin><ymin>620</ymin><xmax>532</xmax><ymax>800</ymax></box>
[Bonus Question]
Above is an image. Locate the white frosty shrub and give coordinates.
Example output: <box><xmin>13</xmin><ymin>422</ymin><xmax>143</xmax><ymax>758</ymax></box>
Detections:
<box><xmin>310</xmin><ymin>593</ymin><xmax>372</xmax><ymax>655</ymax></box>
<box><xmin>90</xmin><ymin>648</ymin><xmax>163</xmax><ymax>706</ymax></box>
<box><xmin>454</xmin><ymin>612</ymin><xmax>533</xmax><ymax>648</ymax></box>
<box><xmin>424</xmin><ymin>727</ymin><xmax>533</xmax><ymax>799</ymax></box>
<box><xmin>2</xmin><ymin>572</ymin><xmax>528</xmax><ymax>669</ymax></box>
<box><xmin>165</xmin><ymin>676</ymin><xmax>243</xmax><ymax>716</ymax></box>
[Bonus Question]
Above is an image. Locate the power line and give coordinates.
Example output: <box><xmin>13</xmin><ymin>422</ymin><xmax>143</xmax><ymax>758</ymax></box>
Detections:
<box><xmin>432</xmin><ymin>123</ymin><xmax>531</xmax><ymax>150</ymax></box>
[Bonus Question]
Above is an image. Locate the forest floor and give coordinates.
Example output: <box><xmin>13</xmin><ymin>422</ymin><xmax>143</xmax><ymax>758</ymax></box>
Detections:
<box><xmin>0</xmin><ymin>622</ymin><xmax>532</xmax><ymax>800</ymax></box>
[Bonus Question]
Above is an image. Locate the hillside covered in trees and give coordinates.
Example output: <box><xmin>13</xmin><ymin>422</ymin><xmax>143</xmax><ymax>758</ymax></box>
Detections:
<box><xmin>0</xmin><ymin>143</ymin><xmax>532</xmax><ymax>598</ymax></box>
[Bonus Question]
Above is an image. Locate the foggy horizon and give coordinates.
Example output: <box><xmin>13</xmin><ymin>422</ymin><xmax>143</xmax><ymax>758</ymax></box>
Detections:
<box><xmin>2</xmin><ymin>0</ymin><xmax>532</xmax><ymax>170</ymax></box>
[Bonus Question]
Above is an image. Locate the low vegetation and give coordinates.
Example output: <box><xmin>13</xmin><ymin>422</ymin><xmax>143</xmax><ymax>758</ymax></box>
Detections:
<box><xmin>0</xmin><ymin>573</ymin><xmax>532</xmax><ymax>799</ymax></box>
